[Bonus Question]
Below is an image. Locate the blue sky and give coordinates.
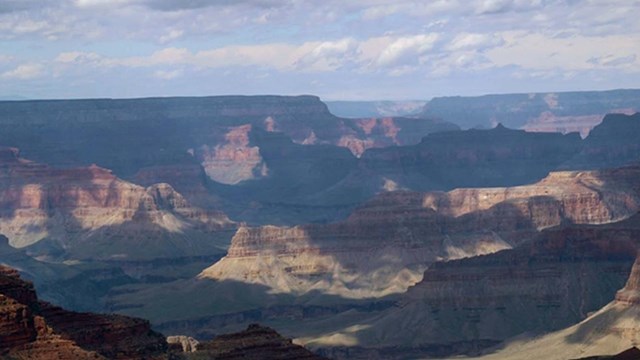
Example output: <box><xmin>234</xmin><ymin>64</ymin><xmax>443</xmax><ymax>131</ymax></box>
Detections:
<box><xmin>0</xmin><ymin>0</ymin><xmax>639</xmax><ymax>100</ymax></box>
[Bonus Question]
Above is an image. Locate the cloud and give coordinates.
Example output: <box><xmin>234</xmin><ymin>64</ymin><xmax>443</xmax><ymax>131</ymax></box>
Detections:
<box><xmin>293</xmin><ymin>38</ymin><xmax>359</xmax><ymax>71</ymax></box>
<box><xmin>588</xmin><ymin>54</ymin><xmax>637</xmax><ymax>67</ymax></box>
<box><xmin>141</xmin><ymin>0</ymin><xmax>288</xmax><ymax>11</ymax></box>
<box><xmin>486</xmin><ymin>31</ymin><xmax>640</xmax><ymax>72</ymax></box>
<box><xmin>375</xmin><ymin>34</ymin><xmax>439</xmax><ymax>68</ymax></box>
<box><xmin>1</xmin><ymin>63</ymin><xmax>44</xmax><ymax>79</ymax></box>
<box><xmin>448</xmin><ymin>33</ymin><xmax>503</xmax><ymax>51</ymax></box>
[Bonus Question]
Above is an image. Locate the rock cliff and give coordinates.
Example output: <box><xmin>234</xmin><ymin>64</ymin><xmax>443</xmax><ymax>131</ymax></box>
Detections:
<box><xmin>174</xmin><ymin>324</ymin><xmax>327</xmax><ymax>360</ymax></box>
<box><xmin>358</xmin><ymin>123</ymin><xmax>584</xmax><ymax>191</ymax></box>
<box><xmin>0</xmin><ymin>95</ymin><xmax>457</xmax><ymax>181</ymax></box>
<box><xmin>0</xmin><ymin>264</ymin><xmax>167</xmax><ymax>359</ymax></box>
<box><xmin>304</xmin><ymin>214</ymin><xmax>640</xmax><ymax>359</ymax></box>
<box><xmin>566</xmin><ymin>113</ymin><xmax>640</xmax><ymax>170</ymax></box>
<box><xmin>200</xmin><ymin>166</ymin><xmax>640</xmax><ymax>298</ymax></box>
<box><xmin>420</xmin><ymin>89</ymin><xmax>640</xmax><ymax>136</ymax></box>
<box><xmin>461</xmin><ymin>251</ymin><xmax>640</xmax><ymax>360</ymax></box>
<box><xmin>0</xmin><ymin>147</ymin><xmax>233</xmax><ymax>260</ymax></box>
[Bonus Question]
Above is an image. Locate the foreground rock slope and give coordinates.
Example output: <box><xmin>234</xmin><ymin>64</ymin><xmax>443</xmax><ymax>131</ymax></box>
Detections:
<box><xmin>466</xmin><ymin>251</ymin><xmax>640</xmax><ymax>360</ymax></box>
<box><xmin>299</xmin><ymin>213</ymin><xmax>640</xmax><ymax>359</ymax></box>
<box><xmin>0</xmin><ymin>264</ymin><xmax>167</xmax><ymax>359</ymax></box>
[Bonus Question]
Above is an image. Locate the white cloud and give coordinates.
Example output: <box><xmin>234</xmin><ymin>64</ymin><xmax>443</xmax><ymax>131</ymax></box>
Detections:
<box><xmin>375</xmin><ymin>34</ymin><xmax>439</xmax><ymax>68</ymax></box>
<box><xmin>448</xmin><ymin>33</ymin><xmax>503</xmax><ymax>51</ymax></box>
<box><xmin>1</xmin><ymin>63</ymin><xmax>44</xmax><ymax>79</ymax></box>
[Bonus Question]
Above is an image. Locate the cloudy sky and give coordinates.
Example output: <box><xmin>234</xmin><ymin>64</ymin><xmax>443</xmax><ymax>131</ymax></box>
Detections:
<box><xmin>0</xmin><ymin>0</ymin><xmax>639</xmax><ymax>100</ymax></box>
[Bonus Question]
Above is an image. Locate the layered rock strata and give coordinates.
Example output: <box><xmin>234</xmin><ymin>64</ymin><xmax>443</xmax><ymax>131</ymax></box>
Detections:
<box><xmin>304</xmin><ymin>215</ymin><xmax>640</xmax><ymax>359</ymax></box>
<box><xmin>201</xmin><ymin>166</ymin><xmax>640</xmax><ymax>298</ymax></box>
<box><xmin>0</xmin><ymin>264</ymin><xmax>167</xmax><ymax>359</ymax></box>
<box><xmin>0</xmin><ymin>147</ymin><xmax>233</xmax><ymax>259</ymax></box>
<box><xmin>177</xmin><ymin>324</ymin><xmax>326</xmax><ymax>360</ymax></box>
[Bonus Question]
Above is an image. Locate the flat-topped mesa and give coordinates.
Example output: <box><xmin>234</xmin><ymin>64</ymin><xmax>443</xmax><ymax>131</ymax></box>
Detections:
<box><xmin>0</xmin><ymin>264</ymin><xmax>167</xmax><ymax>359</ymax></box>
<box><xmin>615</xmin><ymin>253</ymin><xmax>640</xmax><ymax>305</ymax></box>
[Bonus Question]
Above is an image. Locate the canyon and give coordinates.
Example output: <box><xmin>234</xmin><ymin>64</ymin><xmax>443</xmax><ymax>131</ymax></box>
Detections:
<box><xmin>0</xmin><ymin>93</ymin><xmax>639</xmax><ymax>359</ymax></box>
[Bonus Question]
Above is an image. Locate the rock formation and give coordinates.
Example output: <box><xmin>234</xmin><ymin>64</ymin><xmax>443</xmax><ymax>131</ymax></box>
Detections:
<box><xmin>167</xmin><ymin>335</ymin><xmax>199</xmax><ymax>353</ymax></box>
<box><xmin>0</xmin><ymin>147</ymin><xmax>233</xmax><ymax>260</ymax></box>
<box><xmin>200</xmin><ymin>166</ymin><xmax>640</xmax><ymax>298</ymax></box>
<box><xmin>173</xmin><ymin>324</ymin><xmax>326</xmax><ymax>360</ymax></box>
<box><xmin>358</xmin><ymin>123</ymin><xmax>584</xmax><ymax>191</ymax></box>
<box><xmin>460</xmin><ymin>251</ymin><xmax>640</xmax><ymax>360</ymax></box>
<box><xmin>301</xmin><ymin>214</ymin><xmax>640</xmax><ymax>359</ymax></box>
<box><xmin>420</xmin><ymin>89</ymin><xmax>640</xmax><ymax>135</ymax></box>
<box><xmin>566</xmin><ymin>113</ymin><xmax>640</xmax><ymax>170</ymax></box>
<box><xmin>0</xmin><ymin>95</ymin><xmax>457</xmax><ymax>180</ymax></box>
<box><xmin>0</xmin><ymin>264</ymin><xmax>167</xmax><ymax>359</ymax></box>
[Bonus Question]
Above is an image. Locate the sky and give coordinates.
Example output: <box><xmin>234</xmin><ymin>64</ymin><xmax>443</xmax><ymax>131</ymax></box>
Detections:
<box><xmin>0</xmin><ymin>0</ymin><xmax>639</xmax><ymax>100</ymax></box>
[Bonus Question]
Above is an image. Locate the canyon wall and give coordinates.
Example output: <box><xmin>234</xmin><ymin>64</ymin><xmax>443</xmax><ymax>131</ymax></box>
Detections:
<box><xmin>0</xmin><ymin>147</ymin><xmax>234</xmax><ymax>260</ymax></box>
<box><xmin>0</xmin><ymin>264</ymin><xmax>167</xmax><ymax>359</ymax></box>
<box><xmin>420</xmin><ymin>89</ymin><xmax>640</xmax><ymax>136</ymax></box>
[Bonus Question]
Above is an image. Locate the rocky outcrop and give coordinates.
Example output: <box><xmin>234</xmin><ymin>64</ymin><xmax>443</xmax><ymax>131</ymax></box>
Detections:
<box><xmin>180</xmin><ymin>324</ymin><xmax>326</xmax><ymax>360</ymax></box>
<box><xmin>167</xmin><ymin>335</ymin><xmax>199</xmax><ymax>352</ymax></box>
<box><xmin>0</xmin><ymin>264</ymin><xmax>167</xmax><ymax>359</ymax></box>
<box><xmin>420</xmin><ymin>89</ymin><xmax>640</xmax><ymax>135</ymax></box>
<box><xmin>200</xmin><ymin>166</ymin><xmax>640</xmax><ymax>298</ymax></box>
<box><xmin>614</xmin><ymin>253</ymin><xmax>640</xmax><ymax>305</ymax></box>
<box><xmin>303</xmin><ymin>214</ymin><xmax>640</xmax><ymax>359</ymax></box>
<box><xmin>359</xmin><ymin>124</ymin><xmax>584</xmax><ymax>191</ymax></box>
<box><xmin>0</xmin><ymin>147</ymin><xmax>233</xmax><ymax>259</ymax></box>
<box><xmin>460</xmin><ymin>253</ymin><xmax>640</xmax><ymax>360</ymax></box>
<box><xmin>566</xmin><ymin>113</ymin><xmax>640</xmax><ymax>170</ymax></box>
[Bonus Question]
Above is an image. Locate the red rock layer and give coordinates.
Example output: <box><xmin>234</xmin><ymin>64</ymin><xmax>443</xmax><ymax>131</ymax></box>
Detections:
<box><xmin>0</xmin><ymin>264</ymin><xmax>167</xmax><ymax>359</ymax></box>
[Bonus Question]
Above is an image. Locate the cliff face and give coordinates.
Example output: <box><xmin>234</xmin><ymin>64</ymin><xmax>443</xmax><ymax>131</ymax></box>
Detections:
<box><xmin>0</xmin><ymin>264</ymin><xmax>167</xmax><ymax>359</ymax></box>
<box><xmin>359</xmin><ymin>124</ymin><xmax>584</xmax><ymax>191</ymax></box>
<box><xmin>461</xmin><ymin>252</ymin><xmax>640</xmax><ymax>360</ymax></box>
<box><xmin>200</xmin><ymin>166</ymin><xmax>640</xmax><ymax>298</ymax></box>
<box><xmin>0</xmin><ymin>95</ymin><xmax>457</xmax><ymax>182</ymax></box>
<box><xmin>420</xmin><ymin>89</ymin><xmax>640</xmax><ymax>136</ymax></box>
<box><xmin>566</xmin><ymin>113</ymin><xmax>640</xmax><ymax>170</ymax></box>
<box><xmin>178</xmin><ymin>324</ymin><xmax>327</xmax><ymax>360</ymax></box>
<box><xmin>302</xmin><ymin>214</ymin><xmax>640</xmax><ymax>359</ymax></box>
<box><xmin>0</xmin><ymin>147</ymin><xmax>233</xmax><ymax>259</ymax></box>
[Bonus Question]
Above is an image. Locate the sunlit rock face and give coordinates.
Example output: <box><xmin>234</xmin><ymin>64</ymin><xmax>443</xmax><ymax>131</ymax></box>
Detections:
<box><xmin>0</xmin><ymin>264</ymin><xmax>167</xmax><ymax>359</ymax></box>
<box><xmin>200</xmin><ymin>166</ymin><xmax>640</xmax><ymax>298</ymax></box>
<box><xmin>197</xmin><ymin>124</ymin><xmax>268</xmax><ymax>185</ymax></box>
<box><xmin>420</xmin><ymin>89</ymin><xmax>640</xmax><ymax>136</ymax></box>
<box><xmin>0</xmin><ymin>147</ymin><xmax>233</xmax><ymax>259</ymax></box>
<box><xmin>304</xmin><ymin>214</ymin><xmax>640</xmax><ymax>359</ymax></box>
